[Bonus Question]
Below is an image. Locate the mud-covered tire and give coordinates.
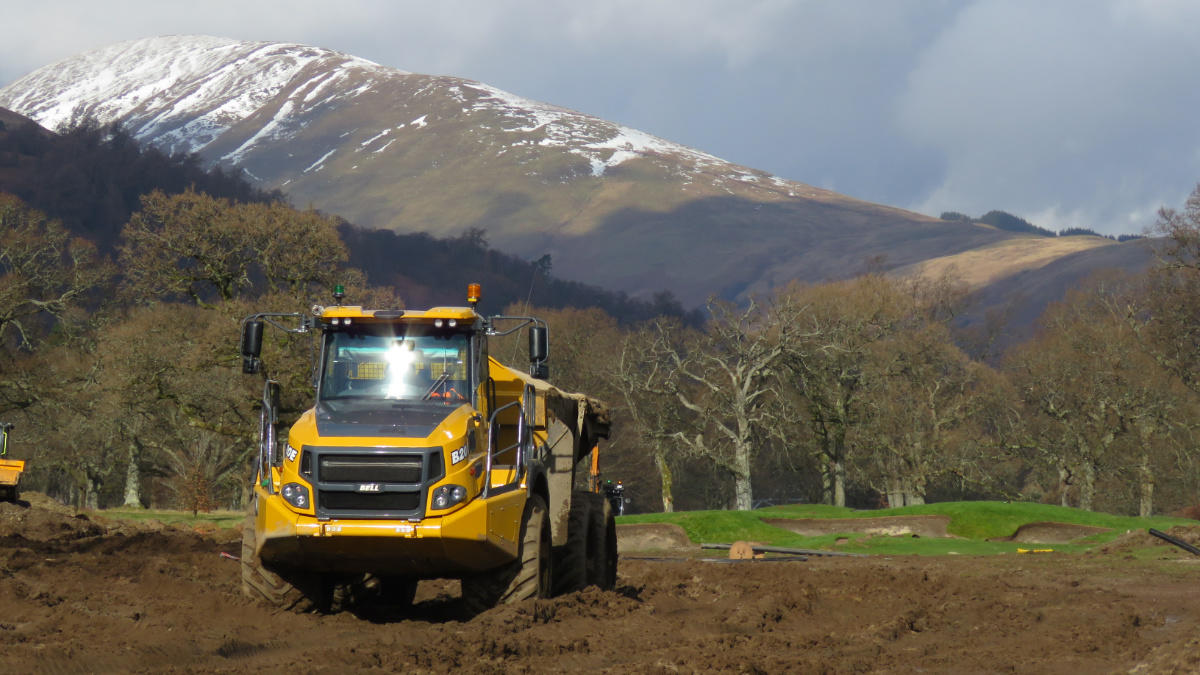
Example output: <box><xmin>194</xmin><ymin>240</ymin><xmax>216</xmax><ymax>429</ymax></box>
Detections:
<box><xmin>461</xmin><ymin>494</ymin><xmax>551</xmax><ymax>615</ymax></box>
<box><xmin>586</xmin><ymin>497</ymin><xmax>618</xmax><ymax>590</ymax></box>
<box><xmin>552</xmin><ymin>491</ymin><xmax>594</xmax><ymax>595</ymax></box>
<box><xmin>240</xmin><ymin>513</ymin><xmax>320</xmax><ymax>613</ymax></box>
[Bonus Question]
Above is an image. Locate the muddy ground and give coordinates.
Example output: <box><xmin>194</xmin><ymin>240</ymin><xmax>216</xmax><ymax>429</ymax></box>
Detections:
<box><xmin>3</xmin><ymin>495</ymin><xmax>1200</xmax><ymax>674</ymax></box>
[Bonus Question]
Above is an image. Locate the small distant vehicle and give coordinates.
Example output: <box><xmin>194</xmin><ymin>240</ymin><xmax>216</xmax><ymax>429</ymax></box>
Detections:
<box><xmin>603</xmin><ymin>480</ymin><xmax>626</xmax><ymax>516</ymax></box>
<box><xmin>0</xmin><ymin>422</ymin><xmax>25</xmax><ymax>502</ymax></box>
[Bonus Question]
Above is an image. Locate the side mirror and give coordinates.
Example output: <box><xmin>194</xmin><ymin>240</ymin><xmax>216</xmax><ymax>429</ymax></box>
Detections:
<box><xmin>528</xmin><ymin>325</ymin><xmax>549</xmax><ymax>379</ymax></box>
<box><xmin>528</xmin><ymin>325</ymin><xmax>548</xmax><ymax>363</ymax></box>
<box><xmin>241</xmin><ymin>319</ymin><xmax>264</xmax><ymax>374</ymax></box>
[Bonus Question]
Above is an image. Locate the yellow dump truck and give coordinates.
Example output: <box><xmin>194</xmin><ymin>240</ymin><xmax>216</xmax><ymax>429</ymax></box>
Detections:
<box><xmin>0</xmin><ymin>422</ymin><xmax>24</xmax><ymax>502</ymax></box>
<box><xmin>238</xmin><ymin>285</ymin><xmax>615</xmax><ymax>613</ymax></box>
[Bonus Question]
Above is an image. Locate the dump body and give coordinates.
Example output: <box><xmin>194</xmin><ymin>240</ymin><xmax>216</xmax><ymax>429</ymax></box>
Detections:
<box><xmin>241</xmin><ymin>302</ymin><xmax>612</xmax><ymax>610</ymax></box>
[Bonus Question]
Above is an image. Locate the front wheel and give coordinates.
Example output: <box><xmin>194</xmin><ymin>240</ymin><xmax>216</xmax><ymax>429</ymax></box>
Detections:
<box><xmin>240</xmin><ymin>512</ymin><xmax>321</xmax><ymax>613</ymax></box>
<box><xmin>461</xmin><ymin>494</ymin><xmax>551</xmax><ymax>615</ymax></box>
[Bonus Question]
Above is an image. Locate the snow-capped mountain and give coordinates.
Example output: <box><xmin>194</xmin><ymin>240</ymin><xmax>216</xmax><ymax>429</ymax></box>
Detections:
<box><xmin>0</xmin><ymin>36</ymin><xmax>1030</xmax><ymax>304</ymax></box>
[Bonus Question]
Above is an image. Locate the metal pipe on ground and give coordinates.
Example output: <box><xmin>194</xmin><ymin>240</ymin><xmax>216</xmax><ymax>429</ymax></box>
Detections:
<box><xmin>701</xmin><ymin>542</ymin><xmax>867</xmax><ymax>558</ymax></box>
<box><xmin>1148</xmin><ymin>528</ymin><xmax>1200</xmax><ymax>556</ymax></box>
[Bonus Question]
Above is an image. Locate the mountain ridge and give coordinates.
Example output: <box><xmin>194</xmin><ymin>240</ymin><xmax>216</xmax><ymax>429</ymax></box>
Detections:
<box><xmin>0</xmin><ymin>36</ymin><xmax>1144</xmax><ymax>308</ymax></box>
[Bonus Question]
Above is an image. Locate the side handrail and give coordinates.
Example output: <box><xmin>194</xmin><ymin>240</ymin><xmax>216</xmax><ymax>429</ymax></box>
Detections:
<box><xmin>257</xmin><ymin>380</ymin><xmax>280</xmax><ymax>493</ymax></box>
<box><xmin>482</xmin><ymin>400</ymin><xmax>527</xmax><ymax>498</ymax></box>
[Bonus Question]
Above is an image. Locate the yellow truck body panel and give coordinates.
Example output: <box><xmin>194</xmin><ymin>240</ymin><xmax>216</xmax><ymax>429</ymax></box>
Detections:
<box><xmin>0</xmin><ymin>458</ymin><xmax>23</xmax><ymax>487</ymax></box>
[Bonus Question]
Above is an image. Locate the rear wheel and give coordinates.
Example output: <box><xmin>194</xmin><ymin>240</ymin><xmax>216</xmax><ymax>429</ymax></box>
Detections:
<box><xmin>461</xmin><ymin>494</ymin><xmax>551</xmax><ymax>615</ymax></box>
<box><xmin>240</xmin><ymin>512</ymin><xmax>320</xmax><ymax>613</ymax></box>
<box><xmin>552</xmin><ymin>491</ymin><xmax>594</xmax><ymax>595</ymax></box>
<box><xmin>586</xmin><ymin>497</ymin><xmax>618</xmax><ymax>590</ymax></box>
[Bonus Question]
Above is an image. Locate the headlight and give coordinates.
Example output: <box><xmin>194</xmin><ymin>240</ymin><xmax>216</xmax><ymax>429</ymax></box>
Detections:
<box><xmin>281</xmin><ymin>482</ymin><xmax>310</xmax><ymax>509</ymax></box>
<box><xmin>431</xmin><ymin>484</ymin><xmax>467</xmax><ymax>510</ymax></box>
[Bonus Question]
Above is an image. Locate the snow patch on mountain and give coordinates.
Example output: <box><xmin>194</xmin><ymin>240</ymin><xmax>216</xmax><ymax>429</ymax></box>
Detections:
<box><xmin>459</xmin><ymin>81</ymin><xmax>726</xmax><ymax>177</ymax></box>
<box><xmin>0</xmin><ymin>35</ymin><xmax>803</xmax><ymax>193</ymax></box>
<box><xmin>0</xmin><ymin>35</ymin><xmax>396</xmax><ymax>157</ymax></box>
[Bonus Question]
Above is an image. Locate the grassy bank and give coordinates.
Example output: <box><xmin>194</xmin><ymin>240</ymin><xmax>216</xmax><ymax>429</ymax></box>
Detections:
<box><xmin>617</xmin><ymin>501</ymin><xmax>1198</xmax><ymax>556</ymax></box>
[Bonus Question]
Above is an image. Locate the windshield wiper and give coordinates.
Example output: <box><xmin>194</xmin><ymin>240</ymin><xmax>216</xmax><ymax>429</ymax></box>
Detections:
<box><xmin>422</xmin><ymin>371</ymin><xmax>452</xmax><ymax>400</ymax></box>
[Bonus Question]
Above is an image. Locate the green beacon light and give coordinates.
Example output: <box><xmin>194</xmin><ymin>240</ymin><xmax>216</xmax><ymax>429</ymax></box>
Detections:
<box><xmin>333</xmin><ymin>284</ymin><xmax>345</xmax><ymax>304</ymax></box>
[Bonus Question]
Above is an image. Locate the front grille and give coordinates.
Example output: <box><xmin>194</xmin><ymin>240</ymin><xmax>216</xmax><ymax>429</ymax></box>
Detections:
<box><xmin>319</xmin><ymin>490</ymin><xmax>421</xmax><ymax>511</ymax></box>
<box><xmin>319</xmin><ymin>454</ymin><xmax>422</xmax><ymax>483</ymax></box>
<box><xmin>304</xmin><ymin>445</ymin><xmax>444</xmax><ymax>520</ymax></box>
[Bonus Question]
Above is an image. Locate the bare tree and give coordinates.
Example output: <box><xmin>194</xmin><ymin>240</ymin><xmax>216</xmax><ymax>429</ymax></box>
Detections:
<box><xmin>1006</xmin><ymin>282</ymin><xmax>1183</xmax><ymax>513</ymax></box>
<box><xmin>654</xmin><ymin>299</ymin><xmax>802</xmax><ymax>510</ymax></box>
<box><xmin>855</xmin><ymin>321</ymin><xmax>991</xmax><ymax>506</ymax></box>
<box><xmin>777</xmin><ymin>276</ymin><xmax>904</xmax><ymax>507</ymax></box>
<box><xmin>611</xmin><ymin>320</ymin><xmax>695</xmax><ymax>512</ymax></box>
<box><xmin>0</xmin><ymin>195</ymin><xmax>111</xmax><ymax>351</ymax></box>
<box><xmin>118</xmin><ymin>190</ymin><xmax>348</xmax><ymax>306</ymax></box>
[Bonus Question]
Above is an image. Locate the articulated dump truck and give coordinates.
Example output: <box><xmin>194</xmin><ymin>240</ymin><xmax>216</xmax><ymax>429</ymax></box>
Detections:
<box><xmin>0</xmin><ymin>422</ymin><xmax>24</xmax><ymax>502</ymax></box>
<box><xmin>238</xmin><ymin>285</ymin><xmax>614</xmax><ymax>613</ymax></box>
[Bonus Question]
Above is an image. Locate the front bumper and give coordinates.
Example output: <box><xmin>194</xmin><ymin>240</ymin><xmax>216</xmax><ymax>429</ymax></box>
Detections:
<box><xmin>255</xmin><ymin>487</ymin><xmax>527</xmax><ymax>577</ymax></box>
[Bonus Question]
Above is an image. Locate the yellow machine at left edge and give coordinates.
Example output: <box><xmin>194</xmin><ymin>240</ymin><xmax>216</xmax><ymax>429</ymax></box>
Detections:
<box><xmin>0</xmin><ymin>423</ymin><xmax>24</xmax><ymax>502</ymax></box>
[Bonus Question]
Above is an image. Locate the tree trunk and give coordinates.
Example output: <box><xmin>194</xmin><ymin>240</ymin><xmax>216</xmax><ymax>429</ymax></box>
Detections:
<box><xmin>828</xmin><ymin>432</ymin><xmax>847</xmax><ymax>507</ymax></box>
<box><xmin>123</xmin><ymin>444</ymin><xmax>142</xmax><ymax>508</ymax></box>
<box><xmin>85</xmin><ymin>476</ymin><xmax>100</xmax><ymax>511</ymax></box>
<box><xmin>831</xmin><ymin>458</ymin><xmax>846</xmax><ymax>508</ymax></box>
<box><xmin>1138</xmin><ymin>451</ymin><xmax>1154</xmax><ymax>518</ymax></box>
<box><xmin>654</xmin><ymin>450</ymin><xmax>674</xmax><ymax>513</ymax></box>
<box><xmin>906</xmin><ymin>474</ymin><xmax>926</xmax><ymax>506</ymax></box>
<box><xmin>733</xmin><ymin>442</ymin><xmax>753</xmax><ymax>510</ymax></box>
<box><xmin>1079</xmin><ymin>462</ymin><xmax>1096</xmax><ymax>511</ymax></box>
<box><xmin>1057</xmin><ymin>464</ymin><xmax>1072</xmax><ymax>508</ymax></box>
<box><xmin>886</xmin><ymin>479</ymin><xmax>925</xmax><ymax>507</ymax></box>
<box><xmin>886</xmin><ymin>480</ymin><xmax>902</xmax><ymax>509</ymax></box>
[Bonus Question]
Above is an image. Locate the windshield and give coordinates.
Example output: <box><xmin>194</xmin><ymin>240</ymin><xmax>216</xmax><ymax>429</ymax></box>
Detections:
<box><xmin>319</xmin><ymin>323</ymin><xmax>472</xmax><ymax>405</ymax></box>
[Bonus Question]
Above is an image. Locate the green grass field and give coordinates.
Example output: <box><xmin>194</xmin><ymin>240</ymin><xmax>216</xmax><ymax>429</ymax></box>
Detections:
<box><xmin>617</xmin><ymin>501</ymin><xmax>1198</xmax><ymax>556</ymax></box>
<box><xmin>99</xmin><ymin>506</ymin><xmax>244</xmax><ymax>530</ymax></box>
<box><xmin>91</xmin><ymin>500</ymin><xmax>1197</xmax><ymax>558</ymax></box>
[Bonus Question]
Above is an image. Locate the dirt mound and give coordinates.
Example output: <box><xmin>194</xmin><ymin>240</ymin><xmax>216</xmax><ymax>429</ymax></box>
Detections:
<box><xmin>0</xmin><ymin>495</ymin><xmax>105</xmax><ymax>542</ymax></box>
<box><xmin>616</xmin><ymin>522</ymin><xmax>694</xmax><ymax>552</ymax></box>
<box><xmin>1095</xmin><ymin>526</ymin><xmax>1200</xmax><ymax>559</ymax></box>
<box><xmin>997</xmin><ymin>521</ymin><xmax>1111</xmax><ymax>544</ymax></box>
<box><xmin>764</xmin><ymin>514</ymin><xmax>952</xmax><ymax>538</ymax></box>
<box><xmin>5</xmin><ymin>495</ymin><xmax>1200</xmax><ymax>672</ymax></box>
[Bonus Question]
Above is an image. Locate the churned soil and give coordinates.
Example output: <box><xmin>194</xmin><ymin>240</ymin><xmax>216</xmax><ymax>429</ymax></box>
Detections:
<box><xmin>2</xmin><ymin>495</ymin><xmax>1200</xmax><ymax>674</ymax></box>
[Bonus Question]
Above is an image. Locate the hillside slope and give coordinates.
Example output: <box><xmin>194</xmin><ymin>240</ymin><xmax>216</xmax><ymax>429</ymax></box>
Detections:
<box><xmin>0</xmin><ymin>35</ymin><xmax>1069</xmax><ymax>306</ymax></box>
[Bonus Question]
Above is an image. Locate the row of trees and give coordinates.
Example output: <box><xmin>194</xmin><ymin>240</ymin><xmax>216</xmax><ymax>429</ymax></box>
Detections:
<box><xmin>5</xmin><ymin>183</ymin><xmax>1200</xmax><ymax>516</ymax></box>
<box><xmin>544</xmin><ymin>187</ymin><xmax>1200</xmax><ymax>516</ymax></box>
<box><xmin>1</xmin><ymin>189</ymin><xmax>369</xmax><ymax>510</ymax></box>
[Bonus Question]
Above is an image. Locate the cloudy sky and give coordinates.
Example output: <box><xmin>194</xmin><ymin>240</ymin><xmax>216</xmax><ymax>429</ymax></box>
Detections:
<box><xmin>3</xmin><ymin>0</ymin><xmax>1199</xmax><ymax>236</ymax></box>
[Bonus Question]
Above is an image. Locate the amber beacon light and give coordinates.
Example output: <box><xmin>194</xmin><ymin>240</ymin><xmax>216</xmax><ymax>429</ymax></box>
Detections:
<box><xmin>467</xmin><ymin>283</ymin><xmax>481</xmax><ymax>308</ymax></box>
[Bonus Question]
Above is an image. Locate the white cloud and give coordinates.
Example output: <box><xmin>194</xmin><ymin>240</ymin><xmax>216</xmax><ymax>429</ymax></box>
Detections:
<box><xmin>898</xmin><ymin>0</ymin><xmax>1200</xmax><ymax>233</ymax></box>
